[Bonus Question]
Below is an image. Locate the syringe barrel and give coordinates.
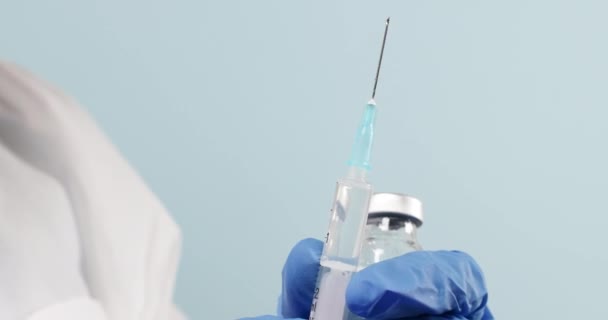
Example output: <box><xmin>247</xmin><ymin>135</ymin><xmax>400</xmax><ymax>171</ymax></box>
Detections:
<box><xmin>311</xmin><ymin>99</ymin><xmax>377</xmax><ymax>320</ymax></box>
<box><xmin>309</xmin><ymin>167</ymin><xmax>372</xmax><ymax>320</ymax></box>
<box><xmin>321</xmin><ymin>171</ymin><xmax>372</xmax><ymax>266</ymax></box>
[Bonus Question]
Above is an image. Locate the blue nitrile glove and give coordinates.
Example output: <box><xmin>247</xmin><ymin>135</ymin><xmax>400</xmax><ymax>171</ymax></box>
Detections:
<box><xmin>239</xmin><ymin>238</ymin><xmax>322</xmax><ymax>320</ymax></box>
<box><xmin>346</xmin><ymin>250</ymin><xmax>494</xmax><ymax>320</ymax></box>
<box><xmin>243</xmin><ymin>238</ymin><xmax>493</xmax><ymax>320</ymax></box>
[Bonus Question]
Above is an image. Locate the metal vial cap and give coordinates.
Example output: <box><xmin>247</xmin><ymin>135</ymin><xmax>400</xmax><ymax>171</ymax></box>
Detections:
<box><xmin>368</xmin><ymin>192</ymin><xmax>424</xmax><ymax>226</ymax></box>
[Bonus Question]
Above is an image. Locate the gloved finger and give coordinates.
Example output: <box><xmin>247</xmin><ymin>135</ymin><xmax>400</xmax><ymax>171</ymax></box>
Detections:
<box><xmin>481</xmin><ymin>307</ymin><xmax>494</xmax><ymax>319</ymax></box>
<box><xmin>346</xmin><ymin>250</ymin><xmax>489</xmax><ymax>320</ymax></box>
<box><xmin>279</xmin><ymin>238</ymin><xmax>323</xmax><ymax>319</ymax></box>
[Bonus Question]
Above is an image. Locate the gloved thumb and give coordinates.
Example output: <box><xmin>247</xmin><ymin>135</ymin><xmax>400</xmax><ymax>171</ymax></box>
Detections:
<box><xmin>279</xmin><ymin>238</ymin><xmax>323</xmax><ymax>319</ymax></box>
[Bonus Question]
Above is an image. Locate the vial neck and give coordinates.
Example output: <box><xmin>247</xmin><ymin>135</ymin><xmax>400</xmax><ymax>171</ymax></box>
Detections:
<box><xmin>366</xmin><ymin>215</ymin><xmax>420</xmax><ymax>240</ymax></box>
<box><xmin>368</xmin><ymin>213</ymin><xmax>419</xmax><ymax>228</ymax></box>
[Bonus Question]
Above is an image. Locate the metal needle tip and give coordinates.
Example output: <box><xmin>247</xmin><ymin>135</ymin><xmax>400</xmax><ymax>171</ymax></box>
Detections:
<box><xmin>371</xmin><ymin>17</ymin><xmax>391</xmax><ymax>100</ymax></box>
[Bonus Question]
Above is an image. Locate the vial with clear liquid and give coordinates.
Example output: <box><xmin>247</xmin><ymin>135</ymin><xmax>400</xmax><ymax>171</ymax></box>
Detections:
<box><xmin>346</xmin><ymin>192</ymin><xmax>425</xmax><ymax>320</ymax></box>
<box><xmin>358</xmin><ymin>192</ymin><xmax>424</xmax><ymax>270</ymax></box>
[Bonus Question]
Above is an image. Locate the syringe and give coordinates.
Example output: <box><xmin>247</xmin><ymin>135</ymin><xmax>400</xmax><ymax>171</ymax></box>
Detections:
<box><xmin>309</xmin><ymin>18</ymin><xmax>391</xmax><ymax>320</ymax></box>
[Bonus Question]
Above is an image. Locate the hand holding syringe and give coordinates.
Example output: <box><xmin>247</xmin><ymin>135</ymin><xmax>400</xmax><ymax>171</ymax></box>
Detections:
<box><xmin>309</xmin><ymin>18</ymin><xmax>391</xmax><ymax>320</ymax></box>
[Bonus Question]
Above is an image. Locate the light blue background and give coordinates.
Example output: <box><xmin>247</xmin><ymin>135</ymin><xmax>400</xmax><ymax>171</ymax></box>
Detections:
<box><xmin>2</xmin><ymin>1</ymin><xmax>607</xmax><ymax>319</ymax></box>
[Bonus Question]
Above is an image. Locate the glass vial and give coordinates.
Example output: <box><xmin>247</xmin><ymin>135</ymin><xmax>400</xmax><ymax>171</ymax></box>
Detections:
<box><xmin>358</xmin><ymin>192</ymin><xmax>424</xmax><ymax>270</ymax></box>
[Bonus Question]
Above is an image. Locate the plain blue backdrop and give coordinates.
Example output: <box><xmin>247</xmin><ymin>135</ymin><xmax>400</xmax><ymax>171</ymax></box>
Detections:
<box><xmin>2</xmin><ymin>1</ymin><xmax>607</xmax><ymax>319</ymax></box>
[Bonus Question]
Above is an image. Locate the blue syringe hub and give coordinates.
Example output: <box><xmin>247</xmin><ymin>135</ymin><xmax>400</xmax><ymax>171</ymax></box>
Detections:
<box><xmin>347</xmin><ymin>99</ymin><xmax>377</xmax><ymax>171</ymax></box>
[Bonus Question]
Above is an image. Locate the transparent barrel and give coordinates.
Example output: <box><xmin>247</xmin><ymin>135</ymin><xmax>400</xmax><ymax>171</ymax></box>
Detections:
<box><xmin>309</xmin><ymin>170</ymin><xmax>372</xmax><ymax>320</ymax></box>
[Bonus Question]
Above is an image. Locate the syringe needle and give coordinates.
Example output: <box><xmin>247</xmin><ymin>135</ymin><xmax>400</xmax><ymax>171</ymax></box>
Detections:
<box><xmin>349</xmin><ymin>18</ymin><xmax>390</xmax><ymax>171</ymax></box>
<box><xmin>309</xmin><ymin>18</ymin><xmax>391</xmax><ymax>320</ymax></box>
<box><xmin>371</xmin><ymin>17</ymin><xmax>391</xmax><ymax>100</ymax></box>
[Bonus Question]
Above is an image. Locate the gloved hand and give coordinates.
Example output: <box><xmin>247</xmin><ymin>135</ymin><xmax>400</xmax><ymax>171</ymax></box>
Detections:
<box><xmin>243</xmin><ymin>238</ymin><xmax>493</xmax><ymax>320</ymax></box>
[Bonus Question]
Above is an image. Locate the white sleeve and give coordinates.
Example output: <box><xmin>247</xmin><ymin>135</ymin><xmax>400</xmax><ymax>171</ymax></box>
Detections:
<box><xmin>169</xmin><ymin>304</ymin><xmax>188</xmax><ymax>320</ymax></box>
<box><xmin>27</xmin><ymin>298</ymin><xmax>108</xmax><ymax>320</ymax></box>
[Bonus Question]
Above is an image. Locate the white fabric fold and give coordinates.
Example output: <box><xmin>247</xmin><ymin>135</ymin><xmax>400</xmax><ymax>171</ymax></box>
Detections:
<box><xmin>0</xmin><ymin>61</ymin><xmax>185</xmax><ymax>320</ymax></box>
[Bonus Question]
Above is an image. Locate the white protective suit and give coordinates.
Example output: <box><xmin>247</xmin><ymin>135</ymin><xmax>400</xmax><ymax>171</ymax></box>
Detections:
<box><xmin>0</xmin><ymin>61</ymin><xmax>186</xmax><ymax>320</ymax></box>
